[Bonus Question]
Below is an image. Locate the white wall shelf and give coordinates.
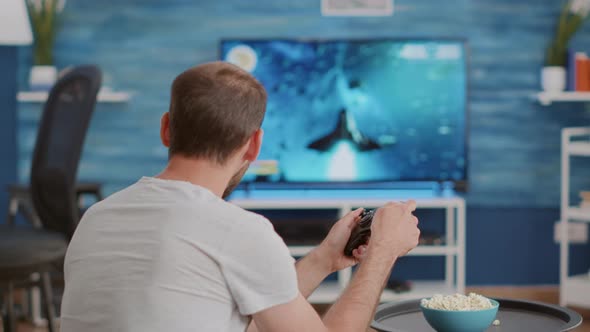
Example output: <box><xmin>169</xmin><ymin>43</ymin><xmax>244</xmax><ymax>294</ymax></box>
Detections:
<box><xmin>560</xmin><ymin>126</ymin><xmax>590</xmax><ymax>308</ymax></box>
<box><xmin>537</xmin><ymin>91</ymin><xmax>590</xmax><ymax>106</ymax></box>
<box><xmin>231</xmin><ymin>191</ymin><xmax>465</xmax><ymax>304</ymax></box>
<box><xmin>18</xmin><ymin>89</ymin><xmax>132</xmax><ymax>103</ymax></box>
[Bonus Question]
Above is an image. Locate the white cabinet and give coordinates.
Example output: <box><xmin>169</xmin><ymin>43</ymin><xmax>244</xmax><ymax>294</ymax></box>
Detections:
<box><xmin>536</xmin><ymin>92</ymin><xmax>590</xmax><ymax>106</ymax></box>
<box><xmin>230</xmin><ymin>190</ymin><xmax>466</xmax><ymax>303</ymax></box>
<box><xmin>559</xmin><ymin>127</ymin><xmax>590</xmax><ymax>307</ymax></box>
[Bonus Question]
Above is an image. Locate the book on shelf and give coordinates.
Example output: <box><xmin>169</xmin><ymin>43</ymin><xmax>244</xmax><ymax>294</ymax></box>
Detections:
<box><xmin>567</xmin><ymin>51</ymin><xmax>590</xmax><ymax>92</ymax></box>
<box><xmin>568</xmin><ymin>49</ymin><xmax>577</xmax><ymax>91</ymax></box>
<box><xmin>576</xmin><ymin>53</ymin><xmax>590</xmax><ymax>92</ymax></box>
<box><xmin>579</xmin><ymin>191</ymin><xmax>590</xmax><ymax>208</ymax></box>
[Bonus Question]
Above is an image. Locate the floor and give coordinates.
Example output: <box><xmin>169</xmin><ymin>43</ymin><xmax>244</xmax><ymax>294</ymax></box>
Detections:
<box><xmin>5</xmin><ymin>286</ymin><xmax>590</xmax><ymax>331</ymax></box>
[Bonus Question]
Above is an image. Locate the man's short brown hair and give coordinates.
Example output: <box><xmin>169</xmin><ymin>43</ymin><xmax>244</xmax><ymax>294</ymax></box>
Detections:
<box><xmin>168</xmin><ymin>61</ymin><xmax>267</xmax><ymax>164</ymax></box>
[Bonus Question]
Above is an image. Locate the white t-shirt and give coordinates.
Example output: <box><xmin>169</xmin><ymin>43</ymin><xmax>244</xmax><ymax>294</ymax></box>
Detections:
<box><xmin>60</xmin><ymin>177</ymin><xmax>299</xmax><ymax>332</ymax></box>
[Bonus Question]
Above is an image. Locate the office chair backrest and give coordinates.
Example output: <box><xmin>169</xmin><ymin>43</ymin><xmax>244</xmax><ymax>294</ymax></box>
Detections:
<box><xmin>30</xmin><ymin>65</ymin><xmax>102</xmax><ymax>238</ymax></box>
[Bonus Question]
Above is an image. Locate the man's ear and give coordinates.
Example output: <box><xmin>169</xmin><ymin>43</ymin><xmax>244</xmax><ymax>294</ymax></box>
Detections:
<box><xmin>244</xmin><ymin>129</ymin><xmax>263</xmax><ymax>162</ymax></box>
<box><xmin>160</xmin><ymin>112</ymin><xmax>171</xmax><ymax>147</ymax></box>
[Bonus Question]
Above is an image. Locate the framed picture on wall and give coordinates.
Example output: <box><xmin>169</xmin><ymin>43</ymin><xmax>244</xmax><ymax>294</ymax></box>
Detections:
<box><xmin>321</xmin><ymin>0</ymin><xmax>394</xmax><ymax>16</ymax></box>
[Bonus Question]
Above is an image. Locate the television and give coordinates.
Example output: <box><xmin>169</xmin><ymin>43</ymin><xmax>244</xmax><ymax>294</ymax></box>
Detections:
<box><xmin>220</xmin><ymin>38</ymin><xmax>468</xmax><ymax>190</ymax></box>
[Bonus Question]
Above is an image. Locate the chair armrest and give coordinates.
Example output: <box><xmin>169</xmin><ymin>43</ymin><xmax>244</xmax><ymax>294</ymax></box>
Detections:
<box><xmin>7</xmin><ymin>183</ymin><xmax>30</xmax><ymax>196</ymax></box>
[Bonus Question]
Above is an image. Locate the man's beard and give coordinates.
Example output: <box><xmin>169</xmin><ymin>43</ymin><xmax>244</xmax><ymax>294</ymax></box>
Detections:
<box><xmin>222</xmin><ymin>161</ymin><xmax>250</xmax><ymax>199</ymax></box>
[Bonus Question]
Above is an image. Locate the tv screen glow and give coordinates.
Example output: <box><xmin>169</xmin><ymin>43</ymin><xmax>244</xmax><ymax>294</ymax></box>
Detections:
<box><xmin>220</xmin><ymin>39</ymin><xmax>468</xmax><ymax>185</ymax></box>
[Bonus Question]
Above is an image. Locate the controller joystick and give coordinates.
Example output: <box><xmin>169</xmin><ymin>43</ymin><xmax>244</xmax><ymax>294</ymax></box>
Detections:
<box><xmin>343</xmin><ymin>209</ymin><xmax>375</xmax><ymax>257</ymax></box>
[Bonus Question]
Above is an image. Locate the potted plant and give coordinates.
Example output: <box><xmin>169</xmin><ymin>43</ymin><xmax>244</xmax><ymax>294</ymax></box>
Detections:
<box><xmin>543</xmin><ymin>0</ymin><xmax>590</xmax><ymax>92</ymax></box>
<box><xmin>26</xmin><ymin>0</ymin><xmax>66</xmax><ymax>90</ymax></box>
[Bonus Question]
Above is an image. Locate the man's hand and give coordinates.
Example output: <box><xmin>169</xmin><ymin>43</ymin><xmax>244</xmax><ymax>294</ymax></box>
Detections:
<box><xmin>368</xmin><ymin>200</ymin><xmax>420</xmax><ymax>259</ymax></box>
<box><xmin>252</xmin><ymin>200</ymin><xmax>421</xmax><ymax>332</ymax></box>
<box><xmin>294</xmin><ymin>208</ymin><xmax>368</xmax><ymax>299</ymax></box>
<box><xmin>313</xmin><ymin>208</ymin><xmax>368</xmax><ymax>274</ymax></box>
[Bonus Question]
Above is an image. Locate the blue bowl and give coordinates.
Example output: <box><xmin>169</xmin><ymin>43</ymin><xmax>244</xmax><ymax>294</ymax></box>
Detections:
<box><xmin>420</xmin><ymin>299</ymin><xmax>499</xmax><ymax>332</ymax></box>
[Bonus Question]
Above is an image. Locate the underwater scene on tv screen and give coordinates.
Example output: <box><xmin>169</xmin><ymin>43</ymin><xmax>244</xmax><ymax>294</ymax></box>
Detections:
<box><xmin>221</xmin><ymin>39</ymin><xmax>467</xmax><ymax>184</ymax></box>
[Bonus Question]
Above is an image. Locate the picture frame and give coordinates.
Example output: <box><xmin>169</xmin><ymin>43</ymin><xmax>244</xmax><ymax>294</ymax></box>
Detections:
<box><xmin>321</xmin><ymin>0</ymin><xmax>394</xmax><ymax>16</ymax></box>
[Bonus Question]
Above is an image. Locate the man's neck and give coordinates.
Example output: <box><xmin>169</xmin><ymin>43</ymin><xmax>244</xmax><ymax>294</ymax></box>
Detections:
<box><xmin>155</xmin><ymin>156</ymin><xmax>230</xmax><ymax>198</ymax></box>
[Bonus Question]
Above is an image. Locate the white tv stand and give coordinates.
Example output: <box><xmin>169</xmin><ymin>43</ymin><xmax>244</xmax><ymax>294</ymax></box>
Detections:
<box><xmin>230</xmin><ymin>189</ymin><xmax>466</xmax><ymax>303</ymax></box>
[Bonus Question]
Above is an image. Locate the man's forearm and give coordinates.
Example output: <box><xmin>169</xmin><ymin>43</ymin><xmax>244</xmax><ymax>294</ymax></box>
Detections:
<box><xmin>295</xmin><ymin>249</ymin><xmax>332</xmax><ymax>298</ymax></box>
<box><xmin>322</xmin><ymin>246</ymin><xmax>396</xmax><ymax>332</ymax></box>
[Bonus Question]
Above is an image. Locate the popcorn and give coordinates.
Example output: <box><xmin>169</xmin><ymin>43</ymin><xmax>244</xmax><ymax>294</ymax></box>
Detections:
<box><xmin>421</xmin><ymin>293</ymin><xmax>494</xmax><ymax>311</ymax></box>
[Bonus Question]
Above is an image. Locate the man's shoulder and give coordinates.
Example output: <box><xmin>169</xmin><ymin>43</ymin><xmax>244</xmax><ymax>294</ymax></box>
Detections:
<box><xmin>80</xmin><ymin>179</ymin><xmax>274</xmax><ymax>237</ymax></box>
<box><xmin>205</xmin><ymin>200</ymin><xmax>274</xmax><ymax>236</ymax></box>
<box><xmin>80</xmin><ymin>180</ymin><xmax>143</xmax><ymax>215</ymax></box>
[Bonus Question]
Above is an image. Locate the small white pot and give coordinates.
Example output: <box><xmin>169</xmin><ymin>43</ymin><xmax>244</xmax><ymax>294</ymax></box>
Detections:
<box><xmin>29</xmin><ymin>65</ymin><xmax>58</xmax><ymax>91</ymax></box>
<box><xmin>541</xmin><ymin>66</ymin><xmax>566</xmax><ymax>92</ymax></box>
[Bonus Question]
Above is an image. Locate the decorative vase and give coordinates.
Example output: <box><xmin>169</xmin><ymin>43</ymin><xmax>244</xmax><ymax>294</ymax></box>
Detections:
<box><xmin>29</xmin><ymin>65</ymin><xmax>58</xmax><ymax>91</ymax></box>
<box><xmin>541</xmin><ymin>66</ymin><xmax>566</xmax><ymax>93</ymax></box>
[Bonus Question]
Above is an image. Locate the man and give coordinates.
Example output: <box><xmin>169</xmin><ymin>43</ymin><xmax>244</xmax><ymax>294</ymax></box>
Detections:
<box><xmin>60</xmin><ymin>62</ymin><xmax>420</xmax><ymax>332</ymax></box>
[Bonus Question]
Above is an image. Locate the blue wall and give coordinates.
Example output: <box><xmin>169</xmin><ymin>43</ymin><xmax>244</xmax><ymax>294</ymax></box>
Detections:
<box><xmin>1</xmin><ymin>46</ymin><xmax>18</xmax><ymax>219</ymax></box>
<box><xmin>16</xmin><ymin>0</ymin><xmax>590</xmax><ymax>285</ymax></box>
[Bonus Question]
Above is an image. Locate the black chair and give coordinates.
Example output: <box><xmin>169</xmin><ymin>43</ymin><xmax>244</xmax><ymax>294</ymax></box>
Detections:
<box><xmin>6</xmin><ymin>66</ymin><xmax>104</xmax><ymax>230</ymax></box>
<box><xmin>6</xmin><ymin>183</ymin><xmax>103</xmax><ymax>228</ymax></box>
<box><xmin>0</xmin><ymin>65</ymin><xmax>102</xmax><ymax>332</ymax></box>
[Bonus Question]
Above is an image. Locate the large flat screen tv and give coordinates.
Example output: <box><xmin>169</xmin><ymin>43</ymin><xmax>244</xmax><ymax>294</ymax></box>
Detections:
<box><xmin>220</xmin><ymin>38</ymin><xmax>468</xmax><ymax>190</ymax></box>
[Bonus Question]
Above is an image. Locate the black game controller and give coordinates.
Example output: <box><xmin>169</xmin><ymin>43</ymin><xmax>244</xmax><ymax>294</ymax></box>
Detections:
<box><xmin>344</xmin><ymin>209</ymin><xmax>375</xmax><ymax>257</ymax></box>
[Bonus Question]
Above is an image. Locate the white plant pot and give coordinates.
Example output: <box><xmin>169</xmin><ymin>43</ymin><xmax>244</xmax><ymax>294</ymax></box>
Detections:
<box><xmin>29</xmin><ymin>65</ymin><xmax>58</xmax><ymax>91</ymax></box>
<box><xmin>541</xmin><ymin>66</ymin><xmax>566</xmax><ymax>92</ymax></box>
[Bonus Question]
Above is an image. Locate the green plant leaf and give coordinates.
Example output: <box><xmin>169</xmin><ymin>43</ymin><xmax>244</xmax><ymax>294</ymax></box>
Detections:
<box><xmin>27</xmin><ymin>0</ymin><xmax>61</xmax><ymax>65</ymax></box>
<box><xmin>546</xmin><ymin>0</ymin><xmax>589</xmax><ymax>66</ymax></box>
